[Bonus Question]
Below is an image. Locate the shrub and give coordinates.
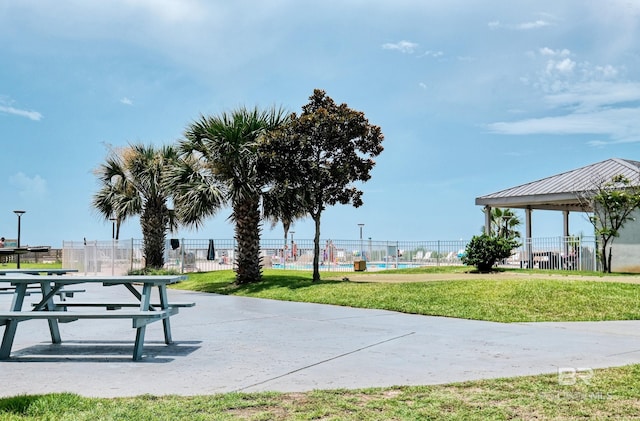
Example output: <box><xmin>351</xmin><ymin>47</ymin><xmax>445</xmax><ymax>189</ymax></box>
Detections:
<box><xmin>462</xmin><ymin>234</ymin><xmax>519</xmax><ymax>272</ymax></box>
<box><xmin>128</xmin><ymin>268</ymin><xmax>181</xmax><ymax>276</ymax></box>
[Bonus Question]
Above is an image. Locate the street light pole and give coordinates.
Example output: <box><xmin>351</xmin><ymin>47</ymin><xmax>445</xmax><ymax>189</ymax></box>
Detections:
<box><xmin>358</xmin><ymin>223</ymin><xmax>364</xmax><ymax>261</ymax></box>
<box><xmin>110</xmin><ymin>217</ymin><xmax>117</xmax><ymax>275</ymax></box>
<box><xmin>110</xmin><ymin>218</ymin><xmax>116</xmax><ymax>240</ymax></box>
<box><xmin>13</xmin><ymin>210</ymin><xmax>25</xmax><ymax>269</ymax></box>
<box><xmin>502</xmin><ymin>215</ymin><xmax>512</xmax><ymax>239</ymax></box>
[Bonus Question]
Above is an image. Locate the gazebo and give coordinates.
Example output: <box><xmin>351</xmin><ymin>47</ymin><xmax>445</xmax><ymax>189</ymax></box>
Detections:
<box><xmin>475</xmin><ymin>158</ymin><xmax>640</xmax><ymax>270</ymax></box>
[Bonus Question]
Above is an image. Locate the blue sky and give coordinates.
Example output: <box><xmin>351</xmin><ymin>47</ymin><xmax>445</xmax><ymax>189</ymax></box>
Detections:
<box><xmin>1</xmin><ymin>0</ymin><xmax>639</xmax><ymax>247</ymax></box>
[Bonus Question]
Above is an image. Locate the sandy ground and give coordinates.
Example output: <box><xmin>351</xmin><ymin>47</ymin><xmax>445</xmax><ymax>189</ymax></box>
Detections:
<box><xmin>326</xmin><ymin>271</ymin><xmax>640</xmax><ymax>284</ymax></box>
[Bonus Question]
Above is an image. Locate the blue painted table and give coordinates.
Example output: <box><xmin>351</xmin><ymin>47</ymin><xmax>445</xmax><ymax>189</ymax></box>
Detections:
<box><xmin>0</xmin><ymin>275</ymin><xmax>193</xmax><ymax>360</ymax></box>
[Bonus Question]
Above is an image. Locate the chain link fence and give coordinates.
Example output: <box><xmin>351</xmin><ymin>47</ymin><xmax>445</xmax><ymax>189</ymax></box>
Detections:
<box><xmin>62</xmin><ymin>236</ymin><xmax>598</xmax><ymax>275</ymax></box>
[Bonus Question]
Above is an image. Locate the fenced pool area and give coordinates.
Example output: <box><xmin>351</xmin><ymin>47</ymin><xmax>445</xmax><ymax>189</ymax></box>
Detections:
<box><xmin>62</xmin><ymin>236</ymin><xmax>599</xmax><ymax>275</ymax></box>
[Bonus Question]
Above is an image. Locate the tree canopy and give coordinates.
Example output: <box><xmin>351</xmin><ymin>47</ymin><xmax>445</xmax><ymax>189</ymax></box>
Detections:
<box><xmin>577</xmin><ymin>174</ymin><xmax>640</xmax><ymax>273</ymax></box>
<box><xmin>175</xmin><ymin>106</ymin><xmax>289</xmax><ymax>284</ymax></box>
<box><xmin>92</xmin><ymin>143</ymin><xmax>179</xmax><ymax>268</ymax></box>
<box><xmin>261</xmin><ymin>89</ymin><xmax>384</xmax><ymax>281</ymax></box>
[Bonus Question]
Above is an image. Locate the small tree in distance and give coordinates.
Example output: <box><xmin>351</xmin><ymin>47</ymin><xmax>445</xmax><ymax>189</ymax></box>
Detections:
<box><xmin>577</xmin><ymin>174</ymin><xmax>640</xmax><ymax>273</ymax></box>
<box><xmin>462</xmin><ymin>234</ymin><xmax>519</xmax><ymax>273</ymax></box>
<box><xmin>261</xmin><ymin>89</ymin><xmax>384</xmax><ymax>282</ymax></box>
<box><xmin>486</xmin><ymin>208</ymin><xmax>522</xmax><ymax>240</ymax></box>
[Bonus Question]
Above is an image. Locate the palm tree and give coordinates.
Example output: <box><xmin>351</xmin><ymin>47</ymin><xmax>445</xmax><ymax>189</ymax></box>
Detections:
<box><xmin>262</xmin><ymin>182</ymin><xmax>309</xmax><ymax>258</ymax></box>
<box><xmin>487</xmin><ymin>208</ymin><xmax>522</xmax><ymax>240</ymax></box>
<box><xmin>93</xmin><ymin>143</ymin><xmax>179</xmax><ymax>269</ymax></box>
<box><xmin>176</xmin><ymin>106</ymin><xmax>289</xmax><ymax>284</ymax></box>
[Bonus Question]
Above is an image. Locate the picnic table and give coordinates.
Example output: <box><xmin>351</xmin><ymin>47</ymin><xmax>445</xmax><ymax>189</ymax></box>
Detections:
<box><xmin>0</xmin><ymin>246</ymin><xmax>50</xmax><ymax>256</ymax></box>
<box><xmin>0</xmin><ymin>274</ymin><xmax>194</xmax><ymax>360</ymax></box>
<box><xmin>0</xmin><ymin>268</ymin><xmax>78</xmax><ymax>275</ymax></box>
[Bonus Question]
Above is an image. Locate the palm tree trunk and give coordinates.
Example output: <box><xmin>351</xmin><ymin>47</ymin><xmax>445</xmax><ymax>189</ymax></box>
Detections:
<box><xmin>234</xmin><ymin>197</ymin><xmax>263</xmax><ymax>284</ymax></box>
<box><xmin>141</xmin><ymin>199</ymin><xmax>168</xmax><ymax>269</ymax></box>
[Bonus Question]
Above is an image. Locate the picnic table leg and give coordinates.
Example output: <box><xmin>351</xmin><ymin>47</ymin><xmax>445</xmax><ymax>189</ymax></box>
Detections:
<box><xmin>0</xmin><ymin>284</ymin><xmax>28</xmax><ymax>358</ymax></box>
<box><xmin>157</xmin><ymin>285</ymin><xmax>172</xmax><ymax>344</ymax></box>
<box><xmin>132</xmin><ymin>283</ymin><xmax>153</xmax><ymax>360</ymax></box>
<box><xmin>40</xmin><ymin>282</ymin><xmax>62</xmax><ymax>344</ymax></box>
<box><xmin>132</xmin><ymin>326</ymin><xmax>146</xmax><ymax>361</ymax></box>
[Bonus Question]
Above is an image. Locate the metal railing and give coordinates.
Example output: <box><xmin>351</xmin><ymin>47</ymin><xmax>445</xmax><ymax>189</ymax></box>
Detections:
<box><xmin>62</xmin><ymin>236</ymin><xmax>599</xmax><ymax>275</ymax></box>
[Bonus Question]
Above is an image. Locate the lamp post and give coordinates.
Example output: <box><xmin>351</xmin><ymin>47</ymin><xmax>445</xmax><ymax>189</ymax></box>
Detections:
<box><xmin>110</xmin><ymin>218</ymin><xmax>117</xmax><ymax>275</ymax></box>
<box><xmin>13</xmin><ymin>210</ymin><xmax>25</xmax><ymax>269</ymax></box>
<box><xmin>358</xmin><ymin>223</ymin><xmax>364</xmax><ymax>261</ymax></box>
<box><xmin>501</xmin><ymin>215</ymin><xmax>512</xmax><ymax>239</ymax></box>
<box><xmin>110</xmin><ymin>218</ymin><xmax>116</xmax><ymax>240</ymax></box>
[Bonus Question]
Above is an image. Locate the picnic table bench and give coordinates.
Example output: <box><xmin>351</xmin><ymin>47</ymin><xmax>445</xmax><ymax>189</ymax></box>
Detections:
<box><xmin>0</xmin><ymin>286</ymin><xmax>84</xmax><ymax>299</ymax></box>
<box><xmin>0</xmin><ymin>274</ymin><xmax>194</xmax><ymax>360</ymax></box>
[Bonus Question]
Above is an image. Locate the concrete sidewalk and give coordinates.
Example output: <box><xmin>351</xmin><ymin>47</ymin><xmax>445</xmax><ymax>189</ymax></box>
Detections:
<box><xmin>1</xmin><ymin>285</ymin><xmax>640</xmax><ymax>397</ymax></box>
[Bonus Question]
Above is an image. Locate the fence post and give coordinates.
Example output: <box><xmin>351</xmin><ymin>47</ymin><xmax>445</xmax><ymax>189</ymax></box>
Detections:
<box><xmin>180</xmin><ymin>238</ymin><xmax>185</xmax><ymax>273</ymax></box>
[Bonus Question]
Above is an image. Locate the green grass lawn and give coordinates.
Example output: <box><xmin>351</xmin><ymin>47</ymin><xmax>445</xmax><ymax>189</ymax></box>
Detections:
<box><xmin>2</xmin><ymin>364</ymin><xmax>640</xmax><ymax>420</ymax></box>
<box><xmin>173</xmin><ymin>268</ymin><xmax>640</xmax><ymax>323</ymax></box>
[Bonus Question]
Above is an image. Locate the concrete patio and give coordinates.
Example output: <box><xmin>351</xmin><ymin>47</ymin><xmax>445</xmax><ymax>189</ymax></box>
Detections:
<box><xmin>1</xmin><ymin>284</ymin><xmax>640</xmax><ymax>397</ymax></box>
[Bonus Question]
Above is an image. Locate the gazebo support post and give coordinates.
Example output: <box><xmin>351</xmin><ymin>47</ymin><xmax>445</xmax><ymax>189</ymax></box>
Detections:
<box><xmin>525</xmin><ymin>207</ymin><xmax>533</xmax><ymax>268</ymax></box>
<box><xmin>484</xmin><ymin>205</ymin><xmax>492</xmax><ymax>235</ymax></box>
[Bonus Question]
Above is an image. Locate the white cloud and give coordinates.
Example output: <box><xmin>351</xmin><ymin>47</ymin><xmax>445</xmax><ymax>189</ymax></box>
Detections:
<box><xmin>419</xmin><ymin>82</ymin><xmax>427</xmax><ymax>89</ymax></box>
<box><xmin>9</xmin><ymin>172</ymin><xmax>47</xmax><ymax>199</ymax></box>
<box><xmin>489</xmin><ymin>19</ymin><xmax>553</xmax><ymax>30</ymax></box>
<box><xmin>595</xmin><ymin>65</ymin><xmax>619</xmax><ymax>79</ymax></box>
<box><xmin>539</xmin><ymin>47</ymin><xmax>571</xmax><ymax>57</ymax></box>
<box><xmin>490</xmin><ymin>40</ymin><xmax>640</xmax><ymax>146</ymax></box>
<box><xmin>120</xmin><ymin>0</ymin><xmax>205</xmax><ymax>24</ymax></box>
<box><xmin>544</xmin><ymin>58</ymin><xmax>576</xmax><ymax>76</ymax></box>
<box><xmin>544</xmin><ymin>81</ymin><xmax>640</xmax><ymax>111</ymax></box>
<box><xmin>487</xmin><ymin>107</ymin><xmax>640</xmax><ymax>144</ymax></box>
<box><xmin>120</xmin><ymin>97</ymin><xmax>133</xmax><ymax>105</ymax></box>
<box><xmin>515</xmin><ymin>20</ymin><xmax>551</xmax><ymax>30</ymax></box>
<box><xmin>382</xmin><ymin>40</ymin><xmax>419</xmax><ymax>54</ymax></box>
<box><xmin>552</xmin><ymin>58</ymin><xmax>576</xmax><ymax>74</ymax></box>
<box><xmin>420</xmin><ymin>50</ymin><xmax>444</xmax><ymax>58</ymax></box>
<box><xmin>0</xmin><ymin>105</ymin><xmax>42</xmax><ymax>121</ymax></box>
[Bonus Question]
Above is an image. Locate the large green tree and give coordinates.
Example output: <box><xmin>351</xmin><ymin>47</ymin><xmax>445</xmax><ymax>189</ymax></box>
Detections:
<box><xmin>92</xmin><ymin>143</ymin><xmax>179</xmax><ymax>269</ymax></box>
<box><xmin>261</xmin><ymin>89</ymin><xmax>384</xmax><ymax>282</ymax></box>
<box><xmin>176</xmin><ymin>106</ymin><xmax>289</xmax><ymax>284</ymax></box>
<box><xmin>577</xmin><ymin>174</ymin><xmax>640</xmax><ymax>273</ymax></box>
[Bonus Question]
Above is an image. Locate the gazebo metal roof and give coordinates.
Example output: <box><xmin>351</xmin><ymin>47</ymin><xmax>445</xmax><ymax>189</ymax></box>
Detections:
<box><xmin>475</xmin><ymin>158</ymin><xmax>640</xmax><ymax>212</ymax></box>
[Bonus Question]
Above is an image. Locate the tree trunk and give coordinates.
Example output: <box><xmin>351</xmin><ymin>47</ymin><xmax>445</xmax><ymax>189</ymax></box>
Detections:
<box><xmin>600</xmin><ymin>242</ymin><xmax>609</xmax><ymax>273</ymax></box>
<box><xmin>283</xmin><ymin>225</ymin><xmax>289</xmax><ymax>265</ymax></box>
<box><xmin>141</xmin><ymin>199</ymin><xmax>167</xmax><ymax>269</ymax></box>
<box><xmin>312</xmin><ymin>213</ymin><xmax>321</xmax><ymax>282</ymax></box>
<box><xmin>234</xmin><ymin>197</ymin><xmax>263</xmax><ymax>284</ymax></box>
